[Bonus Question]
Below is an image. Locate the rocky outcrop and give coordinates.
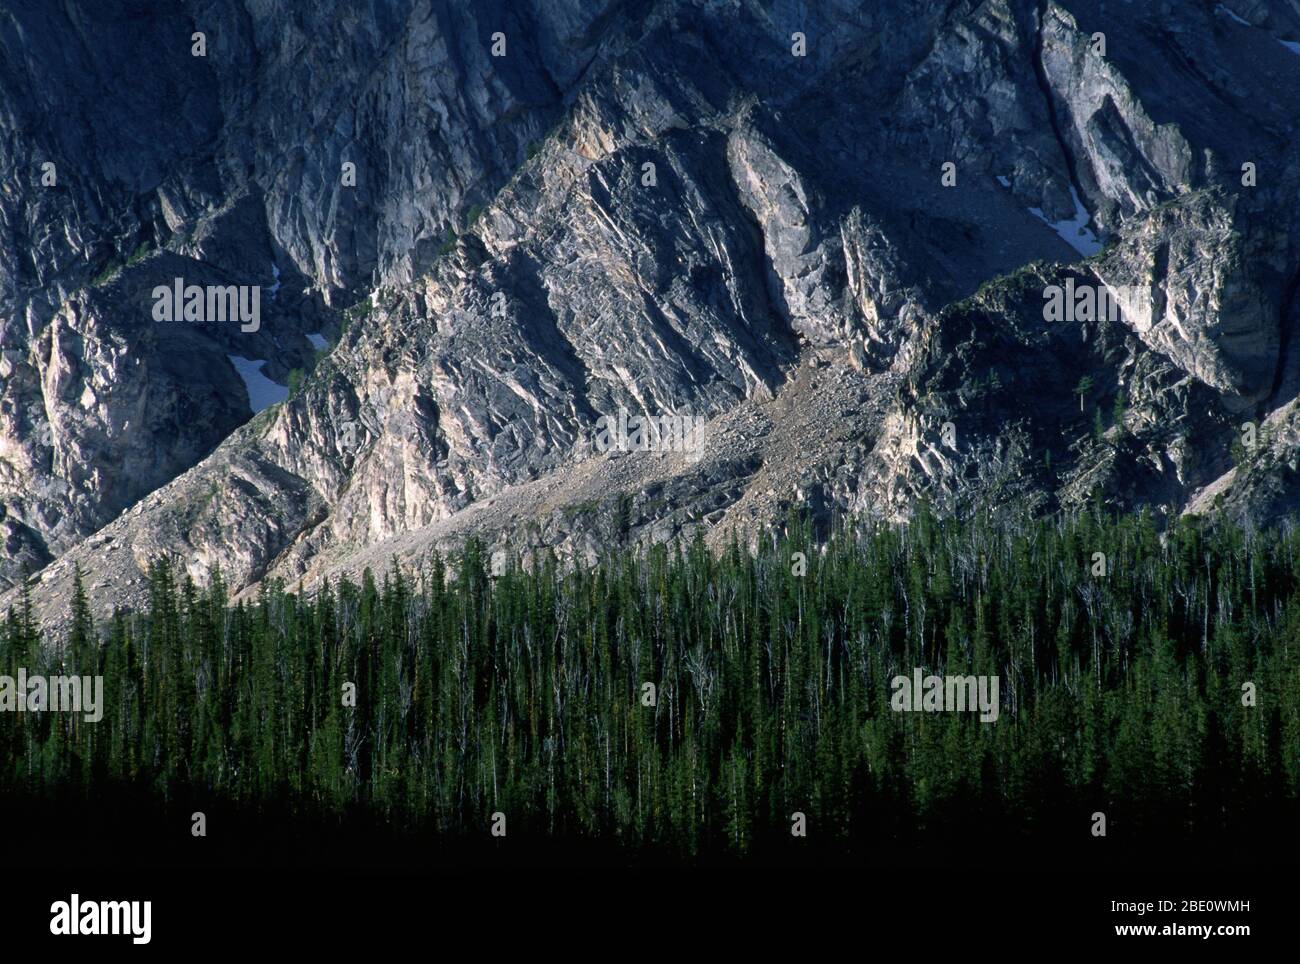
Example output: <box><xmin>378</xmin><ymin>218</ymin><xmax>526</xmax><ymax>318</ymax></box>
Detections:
<box><xmin>1093</xmin><ymin>191</ymin><xmax>1291</xmax><ymax>410</ymax></box>
<box><xmin>4</xmin><ymin>0</ymin><xmax>1300</xmax><ymax>630</ymax></box>
<box><xmin>0</xmin><ymin>0</ymin><xmax>617</xmax><ymax>590</ymax></box>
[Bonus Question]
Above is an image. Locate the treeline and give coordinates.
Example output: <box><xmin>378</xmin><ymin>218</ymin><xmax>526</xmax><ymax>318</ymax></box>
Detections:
<box><xmin>2</xmin><ymin>506</ymin><xmax>1299</xmax><ymax>864</ymax></box>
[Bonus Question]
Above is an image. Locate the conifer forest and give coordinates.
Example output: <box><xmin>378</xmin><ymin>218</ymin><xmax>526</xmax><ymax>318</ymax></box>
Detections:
<box><xmin>4</xmin><ymin>508</ymin><xmax>1297</xmax><ymax>868</ymax></box>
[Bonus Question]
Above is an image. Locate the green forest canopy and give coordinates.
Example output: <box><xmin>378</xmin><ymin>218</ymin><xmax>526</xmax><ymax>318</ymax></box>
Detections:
<box><xmin>2</xmin><ymin>506</ymin><xmax>1298</xmax><ymax>861</ymax></box>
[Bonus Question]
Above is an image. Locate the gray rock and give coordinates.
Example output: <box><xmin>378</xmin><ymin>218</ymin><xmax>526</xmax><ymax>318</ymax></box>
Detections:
<box><xmin>4</xmin><ymin>0</ymin><xmax>1300</xmax><ymax>632</ymax></box>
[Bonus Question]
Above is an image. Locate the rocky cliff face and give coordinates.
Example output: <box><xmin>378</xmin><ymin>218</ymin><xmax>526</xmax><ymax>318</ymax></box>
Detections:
<box><xmin>4</xmin><ymin>0</ymin><xmax>1300</xmax><ymax>628</ymax></box>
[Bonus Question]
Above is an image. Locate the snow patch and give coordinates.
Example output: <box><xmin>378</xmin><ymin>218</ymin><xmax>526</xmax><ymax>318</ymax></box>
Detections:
<box><xmin>1028</xmin><ymin>186</ymin><xmax>1104</xmax><ymax>258</ymax></box>
<box><xmin>1216</xmin><ymin>4</ymin><xmax>1252</xmax><ymax>27</ymax></box>
<box><xmin>228</xmin><ymin>355</ymin><xmax>288</xmax><ymax>412</ymax></box>
<box><xmin>306</xmin><ymin>332</ymin><xmax>329</xmax><ymax>351</ymax></box>
<box><xmin>996</xmin><ymin>175</ymin><xmax>1011</xmax><ymax>188</ymax></box>
<box><xmin>1214</xmin><ymin>4</ymin><xmax>1300</xmax><ymax>58</ymax></box>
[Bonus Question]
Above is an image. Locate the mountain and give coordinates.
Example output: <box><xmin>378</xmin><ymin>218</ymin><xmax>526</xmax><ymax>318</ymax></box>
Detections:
<box><xmin>4</xmin><ymin>0</ymin><xmax>1300</xmax><ymax>627</ymax></box>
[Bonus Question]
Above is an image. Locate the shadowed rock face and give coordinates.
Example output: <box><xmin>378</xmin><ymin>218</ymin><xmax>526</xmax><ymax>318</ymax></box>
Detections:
<box><xmin>3</xmin><ymin>0</ymin><xmax>1300</xmax><ymax>627</ymax></box>
<box><xmin>0</xmin><ymin>0</ymin><xmax>602</xmax><ymax>588</ymax></box>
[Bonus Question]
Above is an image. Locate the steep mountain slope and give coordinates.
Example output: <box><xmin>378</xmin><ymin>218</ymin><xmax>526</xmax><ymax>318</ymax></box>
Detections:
<box><xmin>4</xmin><ymin>0</ymin><xmax>1300</xmax><ymax>628</ymax></box>
<box><xmin>0</xmin><ymin>0</ymin><xmax>614</xmax><ymax>589</ymax></box>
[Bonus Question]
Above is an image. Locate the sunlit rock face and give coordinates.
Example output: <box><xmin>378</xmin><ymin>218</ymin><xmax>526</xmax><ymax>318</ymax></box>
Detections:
<box><xmin>3</xmin><ymin>0</ymin><xmax>1300</xmax><ymax>629</ymax></box>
